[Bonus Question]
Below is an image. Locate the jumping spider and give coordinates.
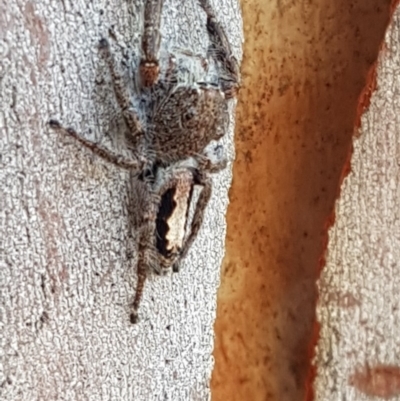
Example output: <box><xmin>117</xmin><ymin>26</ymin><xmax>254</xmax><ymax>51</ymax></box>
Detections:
<box><xmin>49</xmin><ymin>0</ymin><xmax>240</xmax><ymax>323</ymax></box>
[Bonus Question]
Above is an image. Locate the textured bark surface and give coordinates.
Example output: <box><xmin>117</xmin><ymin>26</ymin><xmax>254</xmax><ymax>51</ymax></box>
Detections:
<box><xmin>315</xmin><ymin>5</ymin><xmax>400</xmax><ymax>400</ymax></box>
<box><xmin>212</xmin><ymin>0</ymin><xmax>392</xmax><ymax>400</ymax></box>
<box><xmin>0</xmin><ymin>1</ymin><xmax>242</xmax><ymax>400</ymax></box>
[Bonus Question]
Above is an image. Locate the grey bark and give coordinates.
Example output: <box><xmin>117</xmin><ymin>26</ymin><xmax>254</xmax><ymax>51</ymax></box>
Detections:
<box><xmin>315</xmin><ymin>5</ymin><xmax>400</xmax><ymax>400</ymax></box>
<box><xmin>0</xmin><ymin>1</ymin><xmax>242</xmax><ymax>400</ymax></box>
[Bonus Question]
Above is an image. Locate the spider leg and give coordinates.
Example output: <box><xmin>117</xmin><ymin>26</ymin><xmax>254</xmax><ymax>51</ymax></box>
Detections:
<box><xmin>129</xmin><ymin>178</ymin><xmax>161</xmax><ymax>323</ymax></box>
<box><xmin>172</xmin><ymin>146</ymin><xmax>227</xmax><ymax>272</ymax></box>
<box><xmin>130</xmin><ymin>261</ymin><xmax>147</xmax><ymax>324</ymax></box>
<box><xmin>198</xmin><ymin>0</ymin><xmax>240</xmax><ymax>98</ymax></box>
<box><xmin>198</xmin><ymin>153</ymin><xmax>227</xmax><ymax>173</ymax></box>
<box><xmin>175</xmin><ymin>49</ymin><xmax>209</xmax><ymax>71</ymax></box>
<box><xmin>48</xmin><ymin>119</ymin><xmax>144</xmax><ymax>171</ymax></box>
<box><xmin>173</xmin><ymin>173</ymin><xmax>212</xmax><ymax>272</ymax></box>
<box><xmin>198</xmin><ymin>143</ymin><xmax>228</xmax><ymax>173</ymax></box>
<box><xmin>98</xmin><ymin>39</ymin><xmax>143</xmax><ymax>137</ymax></box>
<box><xmin>130</xmin><ymin>230</ymin><xmax>165</xmax><ymax>323</ymax></box>
<box><xmin>140</xmin><ymin>0</ymin><xmax>164</xmax><ymax>87</ymax></box>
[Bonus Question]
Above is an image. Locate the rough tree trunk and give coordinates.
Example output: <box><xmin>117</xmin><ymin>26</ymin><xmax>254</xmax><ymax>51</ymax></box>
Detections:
<box><xmin>0</xmin><ymin>1</ymin><xmax>242</xmax><ymax>400</ymax></box>
<box><xmin>315</xmin><ymin>5</ymin><xmax>400</xmax><ymax>401</ymax></box>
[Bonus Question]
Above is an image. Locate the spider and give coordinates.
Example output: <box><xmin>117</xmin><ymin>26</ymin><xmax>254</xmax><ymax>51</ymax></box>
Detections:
<box><xmin>49</xmin><ymin>0</ymin><xmax>240</xmax><ymax>322</ymax></box>
<box><xmin>129</xmin><ymin>143</ymin><xmax>226</xmax><ymax>322</ymax></box>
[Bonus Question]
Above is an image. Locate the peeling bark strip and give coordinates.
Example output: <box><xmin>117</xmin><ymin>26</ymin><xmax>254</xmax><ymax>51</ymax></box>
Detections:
<box><xmin>211</xmin><ymin>0</ymin><xmax>392</xmax><ymax>400</ymax></box>
<box><xmin>0</xmin><ymin>1</ymin><xmax>242</xmax><ymax>400</ymax></box>
<box><xmin>315</xmin><ymin>3</ymin><xmax>400</xmax><ymax>401</ymax></box>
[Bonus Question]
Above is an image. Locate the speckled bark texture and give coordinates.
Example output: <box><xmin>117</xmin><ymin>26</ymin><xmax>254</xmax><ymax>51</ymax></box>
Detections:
<box><xmin>315</xmin><ymin>4</ymin><xmax>400</xmax><ymax>401</ymax></box>
<box><xmin>0</xmin><ymin>1</ymin><xmax>242</xmax><ymax>400</ymax></box>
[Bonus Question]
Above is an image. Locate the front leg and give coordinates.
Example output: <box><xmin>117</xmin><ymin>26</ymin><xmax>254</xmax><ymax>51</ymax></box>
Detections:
<box><xmin>198</xmin><ymin>0</ymin><xmax>240</xmax><ymax>98</ymax></box>
<box><xmin>98</xmin><ymin>39</ymin><xmax>143</xmax><ymax>138</ymax></box>
<box><xmin>140</xmin><ymin>0</ymin><xmax>164</xmax><ymax>87</ymax></box>
<box><xmin>48</xmin><ymin>120</ymin><xmax>145</xmax><ymax>171</ymax></box>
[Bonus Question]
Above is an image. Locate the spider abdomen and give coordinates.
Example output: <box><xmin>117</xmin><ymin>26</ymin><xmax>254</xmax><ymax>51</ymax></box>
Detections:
<box><xmin>155</xmin><ymin>170</ymin><xmax>194</xmax><ymax>260</ymax></box>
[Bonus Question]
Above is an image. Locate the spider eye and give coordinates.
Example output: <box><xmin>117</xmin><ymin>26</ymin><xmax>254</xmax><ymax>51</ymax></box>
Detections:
<box><xmin>182</xmin><ymin>108</ymin><xmax>196</xmax><ymax>123</ymax></box>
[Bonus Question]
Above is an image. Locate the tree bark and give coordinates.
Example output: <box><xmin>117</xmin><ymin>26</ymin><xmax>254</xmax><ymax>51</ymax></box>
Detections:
<box><xmin>315</xmin><ymin>4</ymin><xmax>400</xmax><ymax>400</ymax></box>
<box><xmin>0</xmin><ymin>1</ymin><xmax>242</xmax><ymax>400</ymax></box>
<box><xmin>212</xmin><ymin>0</ymin><xmax>392</xmax><ymax>400</ymax></box>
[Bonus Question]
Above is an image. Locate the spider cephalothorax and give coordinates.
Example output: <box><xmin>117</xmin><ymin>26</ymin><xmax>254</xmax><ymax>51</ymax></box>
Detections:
<box><xmin>49</xmin><ymin>0</ymin><xmax>240</xmax><ymax>322</ymax></box>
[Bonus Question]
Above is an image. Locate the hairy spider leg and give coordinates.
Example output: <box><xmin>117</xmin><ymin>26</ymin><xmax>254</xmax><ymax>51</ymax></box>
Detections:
<box><xmin>172</xmin><ymin>148</ymin><xmax>227</xmax><ymax>273</ymax></box>
<box><xmin>98</xmin><ymin>39</ymin><xmax>143</xmax><ymax>138</ymax></box>
<box><xmin>140</xmin><ymin>0</ymin><xmax>164</xmax><ymax>86</ymax></box>
<box><xmin>130</xmin><ymin>262</ymin><xmax>147</xmax><ymax>324</ymax></box>
<box><xmin>48</xmin><ymin>120</ymin><xmax>144</xmax><ymax>171</ymax></box>
<box><xmin>198</xmin><ymin>0</ymin><xmax>241</xmax><ymax>98</ymax></box>
<box><xmin>129</xmin><ymin>180</ymin><xmax>160</xmax><ymax>323</ymax></box>
<box><xmin>172</xmin><ymin>172</ymin><xmax>212</xmax><ymax>272</ymax></box>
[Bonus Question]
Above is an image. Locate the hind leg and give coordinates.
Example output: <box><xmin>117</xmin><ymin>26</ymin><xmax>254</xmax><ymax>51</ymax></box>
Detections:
<box><xmin>173</xmin><ymin>174</ymin><xmax>212</xmax><ymax>273</ymax></box>
<box><xmin>129</xmin><ymin>178</ymin><xmax>161</xmax><ymax>322</ymax></box>
<box><xmin>173</xmin><ymin>147</ymin><xmax>227</xmax><ymax>272</ymax></box>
